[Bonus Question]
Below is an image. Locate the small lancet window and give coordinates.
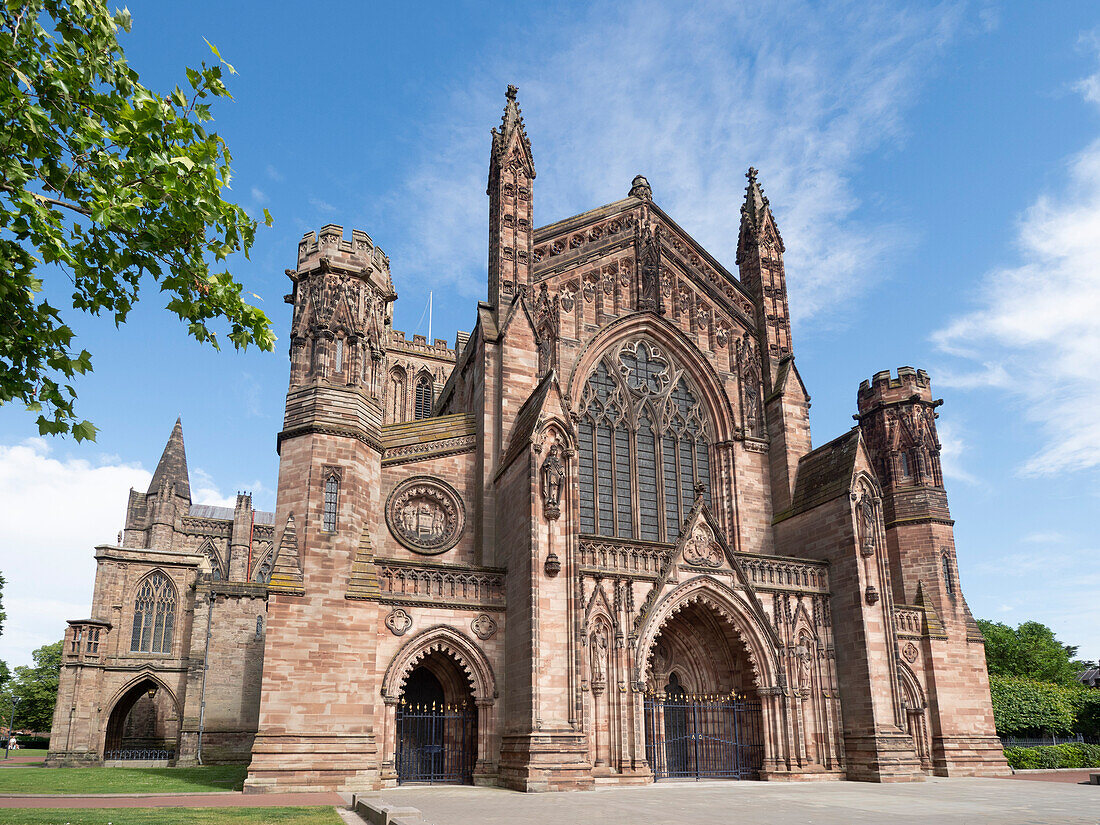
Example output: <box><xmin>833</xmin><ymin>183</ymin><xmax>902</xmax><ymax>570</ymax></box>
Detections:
<box><xmin>898</xmin><ymin>452</ymin><xmax>910</xmax><ymax>479</ymax></box>
<box><xmin>942</xmin><ymin>552</ymin><xmax>955</xmax><ymax>597</ymax></box>
<box><xmin>334</xmin><ymin>338</ymin><xmax>344</xmax><ymax>373</ymax></box>
<box><xmin>130</xmin><ymin>571</ymin><xmax>176</xmax><ymax>654</ymax></box>
<box><xmin>323</xmin><ymin>473</ymin><xmax>339</xmax><ymax>532</ymax></box>
<box><xmin>414</xmin><ymin>374</ymin><xmax>434</xmax><ymax>419</ymax></box>
<box><xmin>255</xmin><ymin>615</ymin><xmax>264</xmax><ymax>640</ymax></box>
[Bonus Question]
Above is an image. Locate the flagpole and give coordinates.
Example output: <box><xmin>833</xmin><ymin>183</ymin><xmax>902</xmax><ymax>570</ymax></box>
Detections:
<box><xmin>428</xmin><ymin>291</ymin><xmax>433</xmax><ymax>343</ymax></box>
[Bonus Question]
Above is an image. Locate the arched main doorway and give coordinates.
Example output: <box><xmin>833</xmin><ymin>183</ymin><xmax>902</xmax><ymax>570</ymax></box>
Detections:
<box><xmin>395</xmin><ymin>650</ymin><xmax>477</xmax><ymax>784</ymax></box>
<box><xmin>643</xmin><ymin>599</ymin><xmax>765</xmax><ymax>779</ymax></box>
<box><xmin>103</xmin><ymin>678</ymin><xmax>180</xmax><ymax>761</ymax></box>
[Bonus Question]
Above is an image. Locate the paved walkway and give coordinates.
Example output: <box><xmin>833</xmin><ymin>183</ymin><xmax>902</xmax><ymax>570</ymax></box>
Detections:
<box><xmin>0</xmin><ymin>791</ymin><xmax>344</xmax><ymax>809</ymax></box>
<box><xmin>373</xmin><ymin>777</ymin><xmax>1099</xmax><ymax>825</ymax></box>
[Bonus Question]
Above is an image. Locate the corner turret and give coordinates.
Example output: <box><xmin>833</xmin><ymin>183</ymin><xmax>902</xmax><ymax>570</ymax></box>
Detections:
<box><xmin>487</xmin><ymin>85</ymin><xmax>536</xmax><ymax>311</ymax></box>
<box><xmin>736</xmin><ymin>168</ymin><xmax>792</xmax><ymax>391</ymax></box>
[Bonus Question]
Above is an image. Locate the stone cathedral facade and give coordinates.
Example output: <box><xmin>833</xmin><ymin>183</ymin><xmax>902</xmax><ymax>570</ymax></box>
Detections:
<box><xmin>48</xmin><ymin>87</ymin><xmax>1007</xmax><ymax>790</ymax></box>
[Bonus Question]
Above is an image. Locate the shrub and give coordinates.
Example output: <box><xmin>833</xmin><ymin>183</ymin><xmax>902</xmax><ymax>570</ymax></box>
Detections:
<box><xmin>989</xmin><ymin>675</ymin><xmax>1077</xmax><ymax>736</ymax></box>
<box><xmin>1003</xmin><ymin>743</ymin><xmax>1100</xmax><ymax>770</ymax></box>
<box><xmin>14</xmin><ymin>736</ymin><xmax>48</xmax><ymax>749</ymax></box>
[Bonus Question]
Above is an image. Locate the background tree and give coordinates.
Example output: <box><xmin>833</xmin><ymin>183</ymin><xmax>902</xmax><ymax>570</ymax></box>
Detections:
<box><xmin>1</xmin><ymin>0</ymin><xmax>274</xmax><ymax>441</ymax></box>
<box><xmin>0</xmin><ymin>640</ymin><xmax>62</xmax><ymax>732</ymax></box>
<box><xmin>978</xmin><ymin>619</ymin><xmax>1091</xmax><ymax>686</ymax></box>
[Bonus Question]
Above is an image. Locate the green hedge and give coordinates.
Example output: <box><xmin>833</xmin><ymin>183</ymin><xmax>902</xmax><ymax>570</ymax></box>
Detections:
<box><xmin>989</xmin><ymin>675</ymin><xmax>1100</xmax><ymax>737</ymax></box>
<box><xmin>1003</xmin><ymin>743</ymin><xmax>1100</xmax><ymax>770</ymax></box>
<box><xmin>14</xmin><ymin>736</ymin><xmax>48</xmax><ymax>749</ymax></box>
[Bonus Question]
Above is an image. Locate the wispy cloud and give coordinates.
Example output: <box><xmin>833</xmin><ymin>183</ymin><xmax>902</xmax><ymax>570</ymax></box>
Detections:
<box><xmin>251</xmin><ymin>186</ymin><xmax>268</xmax><ymax>205</ymax></box>
<box><xmin>309</xmin><ymin>196</ymin><xmax>337</xmax><ymax>214</ymax></box>
<box><xmin>386</xmin><ymin>0</ymin><xmax>965</xmax><ymax>318</ymax></box>
<box><xmin>933</xmin><ymin>38</ymin><xmax>1100</xmax><ymax>477</ymax></box>
<box><xmin>936</xmin><ymin>419</ymin><xmax>978</xmax><ymax>485</ymax></box>
<box><xmin>266</xmin><ymin>164</ymin><xmax>285</xmax><ymax>182</ymax></box>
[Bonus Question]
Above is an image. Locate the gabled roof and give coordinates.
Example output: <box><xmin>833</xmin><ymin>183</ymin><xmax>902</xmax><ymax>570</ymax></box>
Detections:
<box><xmin>785</xmin><ymin>428</ymin><xmax>862</xmax><ymax>518</ymax></box>
<box><xmin>499</xmin><ymin>369</ymin><xmax>557</xmax><ymax>474</ymax></box>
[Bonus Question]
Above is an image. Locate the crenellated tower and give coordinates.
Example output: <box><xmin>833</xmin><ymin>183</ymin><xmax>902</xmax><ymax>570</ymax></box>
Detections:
<box><xmin>736</xmin><ymin>167</ymin><xmax>793</xmax><ymax>392</ymax></box>
<box><xmin>857</xmin><ymin>367</ymin><xmax>1005</xmax><ymax>776</ymax></box>
<box><xmin>247</xmin><ymin>224</ymin><xmax>395</xmax><ymax>793</ymax></box>
<box><xmin>488</xmin><ymin>85</ymin><xmax>536</xmax><ymax>311</ymax></box>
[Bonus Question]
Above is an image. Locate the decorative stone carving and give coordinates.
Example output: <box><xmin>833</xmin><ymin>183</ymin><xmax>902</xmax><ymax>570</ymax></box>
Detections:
<box><xmin>859</xmin><ymin>497</ymin><xmax>876</xmax><ymax>556</ymax></box>
<box><xmin>385</xmin><ymin>608</ymin><xmax>413</xmax><ymax>636</ymax></box>
<box><xmin>865</xmin><ymin>584</ymin><xmax>880</xmax><ymax>605</ymax></box>
<box><xmin>903</xmin><ymin>642</ymin><xmax>919</xmax><ymax>663</ymax></box>
<box><xmin>544</xmin><ymin>550</ymin><xmax>561</xmax><ymax>577</ymax></box>
<box><xmin>471</xmin><ymin>613</ymin><xmax>497</xmax><ymax>641</ymax></box>
<box><xmin>541</xmin><ymin>443</ymin><xmax>566</xmax><ymax>519</ymax></box>
<box><xmin>385</xmin><ymin>476</ymin><xmax>465</xmax><ymax>555</ymax></box>
<box><xmin>683</xmin><ymin>522</ymin><xmax>722</xmax><ymax>567</ymax></box>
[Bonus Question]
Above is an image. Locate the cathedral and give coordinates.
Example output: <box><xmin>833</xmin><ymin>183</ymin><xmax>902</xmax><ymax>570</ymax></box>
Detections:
<box><xmin>47</xmin><ymin>87</ymin><xmax>1007</xmax><ymax>791</ymax></box>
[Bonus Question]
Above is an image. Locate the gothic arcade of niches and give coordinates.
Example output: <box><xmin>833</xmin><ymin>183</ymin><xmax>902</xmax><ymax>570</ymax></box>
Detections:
<box><xmin>48</xmin><ymin>88</ymin><xmax>1006</xmax><ymax>791</ymax></box>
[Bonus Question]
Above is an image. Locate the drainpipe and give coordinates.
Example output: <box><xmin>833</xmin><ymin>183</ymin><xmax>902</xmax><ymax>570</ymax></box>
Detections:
<box><xmin>196</xmin><ymin>594</ymin><xmax>214</xmax><ymax>765</ymax></box>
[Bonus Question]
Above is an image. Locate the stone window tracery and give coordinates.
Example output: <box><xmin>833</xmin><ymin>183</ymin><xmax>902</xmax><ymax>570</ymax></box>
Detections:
<box><xmin>388</xmin><ymin>368</ymin><xmax>407</xmax><ymax>422</ymax></box>
<box><xmin>579</xmin><ymin>340</ymin><xmax>712</xmax><ymax>542</ymax></box>
<box><xmin>130</xmin><ymin>571</ymin><xmax>175</xmax><ymax>654</ymax></box>
<box><xmin>323</xmin><ymin>473</ymin><xmax>339</xmax><ymax>533</ymax></box>
<box><xmin>414</xmin><ymin>374</ymin><xmax>433</xmax><ymax>420</ymax></box>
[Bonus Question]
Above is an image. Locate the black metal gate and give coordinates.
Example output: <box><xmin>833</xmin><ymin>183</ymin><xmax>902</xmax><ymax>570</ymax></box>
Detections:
<box><xmin>396</xmin><ymin>700</ymin><xmax>476</xmax><ymax>784</ymax></box>
<box><xmin>644</xmin><ymin>694</ymin><xmax>764</xmax><ymax>779</ymax></box>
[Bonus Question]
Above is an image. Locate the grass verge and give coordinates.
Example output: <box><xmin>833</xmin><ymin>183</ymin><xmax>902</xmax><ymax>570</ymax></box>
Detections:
<box><xmin>0</xmin><ymin>765</ymin><xmax>248</xmax><ymax>795</ymax></box>
<box><xmin>0</xmin><ymin>807</ymin><xmax>341</xmax><ymax>824</ymax></box>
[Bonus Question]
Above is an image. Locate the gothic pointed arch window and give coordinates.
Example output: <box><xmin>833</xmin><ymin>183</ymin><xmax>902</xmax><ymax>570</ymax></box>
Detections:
<box><xmin>323</xmin><ymin>471</ymin><xmax>339</xmax><ymax>533</ymax></box>
<box><xmin>388</xmin><ymin>368</ymin><xmax>407</xmax><ymax>422</ymax></box>
<box><xmin>414</xmin><ymin>373</ymin><xmax>434</xmax><ymax>420</ymax></box>
<box><xmin>130</xmin><ymin>571</ymin><xmax>176</xmax><ymax>654</ymax></box>
<box><xmin>578</xmin><ymin>340</ymin><xmax>712</xmax><ymax>543</ymax></box>
<box><xmin>942</xmin><ymin>552</ymin><xmax>955</xmax><ymax>597</ymax></box>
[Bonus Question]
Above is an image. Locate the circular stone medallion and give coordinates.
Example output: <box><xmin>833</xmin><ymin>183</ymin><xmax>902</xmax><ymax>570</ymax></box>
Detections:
<box><xmin>386</xmin><ymin>475</ymin><xmax>465</xmax><ymax>555</ymax></box>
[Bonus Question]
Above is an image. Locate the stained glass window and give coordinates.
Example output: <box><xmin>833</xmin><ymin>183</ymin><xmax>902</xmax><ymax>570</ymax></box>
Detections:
<box><xmin>579</xmin><ymin>341</ymin><xmax>711</xmax><ymax>542</ymax></box>
<box><xmin>130</xmin><ymin>571</ymin><xmax>175</xmax><ymax>654</ymax></box>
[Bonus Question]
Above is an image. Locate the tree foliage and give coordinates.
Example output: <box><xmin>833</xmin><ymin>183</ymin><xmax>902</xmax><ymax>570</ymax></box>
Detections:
<box><xmin>977</xmin><ymin>619</ymin><xmax>1089</xmax><ymax>686</ymax></box>
<box><xmin>0</xmin><ymin>640</ymin><xmax>62</xmax><ymax>732</ymax></box>
<box><xmin>1003</xmin><ymin>743</ymin><xmax>1100</xmax><ymax>770</ymax></box>
<box><xmin>1</xmin><ymin>0</ymin><xmax>274</xmax><ymax>440</ymax></box>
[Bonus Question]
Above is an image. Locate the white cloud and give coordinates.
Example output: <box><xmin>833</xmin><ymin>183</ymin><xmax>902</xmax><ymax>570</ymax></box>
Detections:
<box><xmin>250</xmin><ymin>186</ymin><xmax>268</xmax><ymax>205</ymax></box>
<box><xmin>0</xmin><ymin>439</ymin><xmax>270</xmax><ymax>669</ymax></box>
<box><xmin>935</xmin><ymin>419</ymin><xmax>977</xmax><ymax>485</ymax></box>
<box><xmin>386</xmin><ymin>0</ymin><xmax>965</xmax><ymax>319</ymax></box>
<box><xmin>265</xmin><ymin>164</ymin><xmax>284</xmax><ymax>182</ymax></box>
<box><xmin>0</xmin><ymin>439</ymin><xmax>149</xmax><ymax>669</ymax></box>
<box><xmin>309</xmin><ymin>196</ymin><xmax>337</xmax><ymax>214</ymax></box>
<box><xmin>933</xmin><ymin>50</ymin><xmax>1100</xmax><ymax>476</ymax></box>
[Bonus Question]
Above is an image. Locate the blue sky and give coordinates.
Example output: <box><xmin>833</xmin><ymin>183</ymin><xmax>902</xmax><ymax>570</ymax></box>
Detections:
<box><xmin>2</xmin><ymin>0</ymin><xmax>1099</xmax><ymax>669</ymax></box>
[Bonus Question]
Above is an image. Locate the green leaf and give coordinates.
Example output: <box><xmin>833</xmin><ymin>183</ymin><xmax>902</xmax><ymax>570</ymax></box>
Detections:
<box><xmin>72</xmin><ymin>420</ymin><xmax>98</xmax><ymax>442</ymax></box>
<box><xmin>171</xmin><ymin>155</ymin><xmax>195</xmax><ymax>170</ymax></box>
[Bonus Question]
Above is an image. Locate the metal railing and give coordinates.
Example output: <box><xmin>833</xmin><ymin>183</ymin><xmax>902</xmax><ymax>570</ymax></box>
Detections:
<box><xmin>644</xmin><ymin>694</ymin><xmax>764</xmax><ymax>780</ymax></box>
<box><xmin>104</xmin><ymin>748</ymin><xmax>175</xmax><ymax>761</ymax></box>
<box><xmin>999</xmin><ymin>734</ymin><xmax>1100</xmax><ymax>748</ymax></box>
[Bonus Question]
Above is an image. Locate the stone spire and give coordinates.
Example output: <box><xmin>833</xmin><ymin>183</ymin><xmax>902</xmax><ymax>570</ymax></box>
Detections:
<box><xmin>736</xmin><ymin>168</ymin><xmax>792</xmax><ymax>392</ymax></box>
<box><xmin>147</xmin><ymin>417</ymin><xmax>191</xmax><ymax>501</ymax></box>
<box><xmin>487</xmin><ymin>85</ymin><xmax>536</xmax><ymax>310</ymax></box>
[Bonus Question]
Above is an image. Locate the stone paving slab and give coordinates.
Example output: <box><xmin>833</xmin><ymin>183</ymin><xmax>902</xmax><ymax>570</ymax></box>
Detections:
<box><xmin>0</xmin><ymin>791</ymin><xmax>344</xmax><ymax>809</ymax></box>
<box><xmin>378</xmin><ymin>778</ymin><xmax>1099</xmax><ymax>825</ymax></box>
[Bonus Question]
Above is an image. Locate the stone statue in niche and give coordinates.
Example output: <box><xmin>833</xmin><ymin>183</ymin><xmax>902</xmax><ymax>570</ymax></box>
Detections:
<box><xmin>385</xmin><ymin>476</ymin><xmax>465</xmax><ymax>554</ymax></box>
<box><xmin>795</xmin><ymin>640</ymin><xmax>813</xmax><ymax>691</ymax></box>
<box><xmin>859</xmin><ymin>496</ymin><xmax>876</xmax><ymax>556</ymax></box>
<box><xmin>541</xmin><ymin>443</ymin><xmax>566</xmax><ymax>519</ymax></box>
<box><xmin>591</xmin><ymin>626</ymin><xmax>609</xmax><ymax>684</ymax></box>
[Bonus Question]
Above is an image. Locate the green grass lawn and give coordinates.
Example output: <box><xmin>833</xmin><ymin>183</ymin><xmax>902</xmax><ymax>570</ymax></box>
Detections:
<box><xmin>0</xmin><ymin>765</ymin><xmax>248</xmax><ymax>795</ymax></box>
<box><xmin>0</xmin><ymin>807</ymin><xmax>341</xmax><ymax>825</ymax></box>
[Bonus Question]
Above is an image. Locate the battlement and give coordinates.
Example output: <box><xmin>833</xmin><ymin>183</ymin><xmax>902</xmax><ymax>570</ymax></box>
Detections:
<box><xmin>857</xmin><ymin>366</ymin><xmax>933</xmax><ymax>411</ymax></box>
<box><xmin>295</xmin><ymin>224</ymin><xmax>391</xmax><ymax>282</ymax></box>
<box><xmin>390</xmin><ymin>329</ymin><xmax>456</xmax><ymax>359</ymax></box>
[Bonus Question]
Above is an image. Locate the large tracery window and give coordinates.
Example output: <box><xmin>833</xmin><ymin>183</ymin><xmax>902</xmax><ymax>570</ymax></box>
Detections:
<box><xmin>130</xmin><ymin>571</ymin><xmax>176</xmax><ymax>654</ymax></box>
<box><xmin>579</xmin><ymin>340</ymin><xmax>712</xmax><ymax>543</ymax></box>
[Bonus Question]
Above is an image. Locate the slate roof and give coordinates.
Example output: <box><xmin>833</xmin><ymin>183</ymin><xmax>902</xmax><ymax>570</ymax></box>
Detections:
<box><xmin>187</xmin><ymin>504</ymin><xmax>275</xmax><ymax>524</ymax></box>
<box><xmin>380</xmin><ymin>413</ymin><xmax>477</xmax><ymax>450</ymax></box>
<box><xmin>785</xmin><ymin>428</ymin><xmax>861</xmax><ymax>518</ymax></box>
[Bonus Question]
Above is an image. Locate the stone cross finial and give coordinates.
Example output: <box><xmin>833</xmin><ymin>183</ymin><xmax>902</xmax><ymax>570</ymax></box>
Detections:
<box><xmin>506</xmin><ymin>84</ymin><xmax>518</xmax><ymax>101</ymax></box>
<box><xmin>746</xmin><ymin>167</ymin><xmax>758</xmax><ymax>182</ymax></box>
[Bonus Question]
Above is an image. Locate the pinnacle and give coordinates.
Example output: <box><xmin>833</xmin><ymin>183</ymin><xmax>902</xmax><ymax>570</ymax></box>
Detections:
<box><xmin>147</xmin><ymin>416</ymin><xmax>191</xmax><ymax>500</ymax></box>
<box><xmin>629</xmin><ymin>174</ymin><xmax>652</xmax><ymax>200</ymax></box>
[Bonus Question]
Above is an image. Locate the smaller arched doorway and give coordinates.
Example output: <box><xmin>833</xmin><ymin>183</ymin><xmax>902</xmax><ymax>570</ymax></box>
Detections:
<box><xmin>395</xmin><ymin>650</ymin><xmax>477</xmax><ymax>784</ymax></box>
<box><xmin>643</xmin><ymin>597</ymin><xmax>766</xmax><ymax>779</ymax></box>
<box><xmin>103</xmin><ymin>678</ymin><xmax>179</xmax><ymax>761</ymax></box>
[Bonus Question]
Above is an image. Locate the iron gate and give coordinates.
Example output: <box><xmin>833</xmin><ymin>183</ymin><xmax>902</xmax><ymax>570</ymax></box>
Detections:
<box><xmin>644</xmin><ymin>694</ymin><xmax>764</xmax><ymax>779</ymax></box>
<box><xmin>395</xmin><ymin>700</ymin><xmax>476</xmax><ymax>784</ymax></box>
